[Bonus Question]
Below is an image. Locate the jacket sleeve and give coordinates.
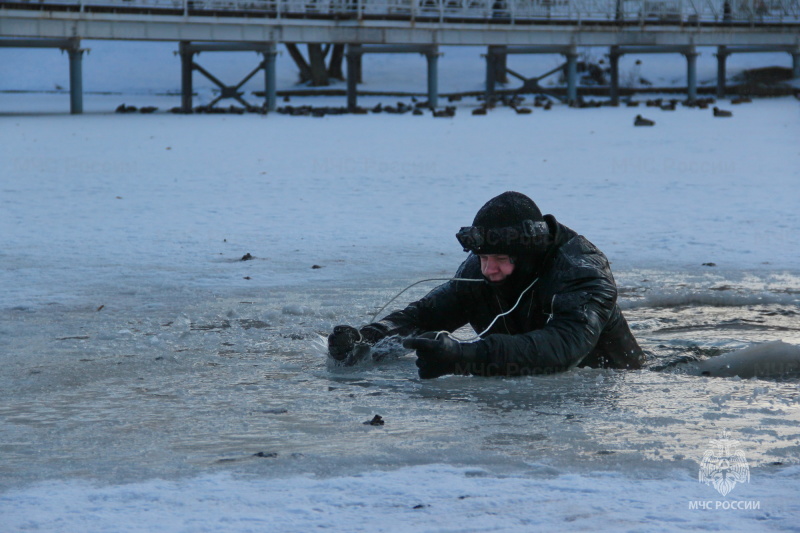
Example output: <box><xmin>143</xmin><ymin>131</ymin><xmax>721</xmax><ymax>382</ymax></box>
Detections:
<box><xmin>476</xmin><ymin>252</ymin><xmax>618</xmax><ymax>375</ymax></box>
<box><xmin>360</xmin><ymin>261</ymin><xmax>476</xmax><ymax>342</ymax></box>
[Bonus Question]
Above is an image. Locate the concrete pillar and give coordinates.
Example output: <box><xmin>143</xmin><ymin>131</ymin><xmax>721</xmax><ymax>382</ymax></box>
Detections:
<box><xmin>351</xmin><ymin>51</ymin><xmax>362</xmax><ymax>84</ymax></box>
<box><xmin>346</xmin><ymin>44</ymin><xmax>360</xmax><ymax>112</ymax></box>
<box><xmin>263</xmin><ymin>43</ymin><xmax>278</xmax><ymax>112</ymax></box>
<box><xmin>685</xmin><ymin>49</ymin><xmax>698</xmax><ymax>102</ymax></box>
<box><xmin>793</xmin><ymin>51</ymin><xmax>800</xmax><ymax>80</ymax></box>
<box><xmin>67</xmin><ymin>42</ymin><xmax>84</xmax><ymax>115</ymax></box>
<box><xmin>494</xmin><ymin>45</ymin><xmax>508</xmax><ymax>84</ymax></box>
<box><xmin>180</xmin><ymin>42</ymin><xmax>194</xmax><ymax>113</ymax></box>
<box><xmin>426</xmin><ymin>47</ymin><xmax>439</xmax><ymax>109</ymax></box>
<box><xmin>609</xmin><ymin>46</ymin><xmax>620</xmax><ymax>105</ymax></box>
<box><xmin>485</xmin><ymin>47</ymin><xmax>497</xmax><ymax>103</ymax></box>
<box><xmin>716</xmin><ymin>46</ymin><xmax>728</xmax><ymax>99</ymax></box>
<box><xmin>565</xmin><ymin>49</ymin><xmax>578</xmax><ymax>104</ymax></box>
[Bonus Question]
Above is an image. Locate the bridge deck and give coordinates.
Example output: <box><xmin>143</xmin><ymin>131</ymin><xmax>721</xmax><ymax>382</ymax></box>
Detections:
<box><xmin>1</xmin><ymin>0</ymin><xmax>799</xmax><ymax>45</ymax></box>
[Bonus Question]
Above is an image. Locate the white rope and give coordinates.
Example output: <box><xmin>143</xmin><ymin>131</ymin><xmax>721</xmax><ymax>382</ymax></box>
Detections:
<box><xmin>369</xmin><ymin>277</ymin><xmax>483</xmax><ymax>323</ymax></box>
<box><xmin>447</xmin><ymin>277</ymin><xmax>538</xmax><ymax>342</ymax></box>
<box><xmin>370</xmin><ymin>276</ymin><xmax>539</xmax><ymax>343</ymax></box>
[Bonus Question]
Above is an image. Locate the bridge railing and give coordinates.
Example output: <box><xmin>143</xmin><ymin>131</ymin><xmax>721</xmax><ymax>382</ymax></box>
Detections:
<box><xmin>5</xmin><ymin>0</ymin><xmax>799</xmax><ymax>23</ymax></box>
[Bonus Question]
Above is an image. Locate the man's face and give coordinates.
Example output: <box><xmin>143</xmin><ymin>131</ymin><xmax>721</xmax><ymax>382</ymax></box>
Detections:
<box><xmin>479</xmin><ymin>254</ymin><xmax>515</xmax><ymax>283</ymax></box>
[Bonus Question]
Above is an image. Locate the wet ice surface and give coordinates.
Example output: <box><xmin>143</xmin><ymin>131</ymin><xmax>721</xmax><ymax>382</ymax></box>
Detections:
<box><xmin>2</xmin><ymin>270</ymin><xmax>799</xmax><ymax>494</ymax></box>
<box><xmin>2</xmin><ymin>93</ymin><xmax>800</xmax><ymax>529</ymax></box>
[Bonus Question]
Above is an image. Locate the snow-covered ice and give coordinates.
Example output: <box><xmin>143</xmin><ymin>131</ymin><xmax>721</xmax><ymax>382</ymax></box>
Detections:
<box><xmin>1</xmin><ymin>42</ymin><xmax>800</xmax><ymax>532</ymax></box>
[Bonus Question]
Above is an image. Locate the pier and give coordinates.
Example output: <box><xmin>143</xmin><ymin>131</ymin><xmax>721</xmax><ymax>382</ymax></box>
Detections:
<box><xmin>1</xmin><ymin>0</ymin><xmax>798</xmax><ymax>113</ymax></box>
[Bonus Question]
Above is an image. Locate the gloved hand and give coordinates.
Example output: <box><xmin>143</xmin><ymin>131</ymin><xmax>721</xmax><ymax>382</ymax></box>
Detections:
<box><xmin>403</xmin><ymin>332</ymin><xmax>488</xmax><ymax>379</ymax></box>
<box><xmin>328</xmin><ymin>325</ymin><xmax>361</xmax><ymax>361</ymax></box>
<box><xmin>327</xmin><ymin>324</ymin><xmax>386</xmax><ymax>361</ymax></box>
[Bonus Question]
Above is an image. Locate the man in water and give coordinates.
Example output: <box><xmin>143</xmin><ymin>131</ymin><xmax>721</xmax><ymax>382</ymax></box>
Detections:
<box><xmin>328</xmin><ymin>191</ymin><xmax>645</xmax><ymax>379</ymax></box>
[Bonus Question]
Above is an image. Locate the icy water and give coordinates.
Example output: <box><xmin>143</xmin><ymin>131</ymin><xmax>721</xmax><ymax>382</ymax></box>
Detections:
<box><xmin>2</xmin><ymin>268</ymin><xmax>799</xmax><ymax>492</ymax></box>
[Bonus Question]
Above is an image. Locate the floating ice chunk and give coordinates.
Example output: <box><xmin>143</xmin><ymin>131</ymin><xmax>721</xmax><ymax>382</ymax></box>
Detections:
<box><xmin>261</xmin><ymin>310</ymin><xmax>281</xmax><ymax>321</ymax></box>
<box><xmin>309</xmin><ymin>334</ymin><xmax>329</xmax><ymax>357</ymax></box>
<box><xmin>173</xmin><ymin>316</ymin><xmax>192</xmax><ymax>330</ymax></box>
<box><xmin>628</xmin><ymin>319</ymin><xmax>661</xmax><ymax>330</ymax></box>
<box><xmin>282</xmin><ymin>305</ymin><xmax>315</xmax><ymax>316</ymax></box>
<box><xmin>692</xmin><ymin>341</ymin><xmax>800</xmax><ymax>379</ymax></box>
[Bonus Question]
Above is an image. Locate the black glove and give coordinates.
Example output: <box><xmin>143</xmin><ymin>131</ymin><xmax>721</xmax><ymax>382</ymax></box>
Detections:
<box><xmin>403</xmin><ymin>332</ymin><xmax>488</xmax><ymax>379</ymax></box>
<box><xmin>327</xmin><ymin>324</ymin><xmax>386</xmax><ymax>361</ymax></box>
<box><xmin>328</xmin><ymin>325</ymin><xmax>361</xmax><ymax>361</ymax></box>
<box><xmin>357</xmin><ymin>324</ymin><xmax>386</xmax><ymax>345</ymax></box>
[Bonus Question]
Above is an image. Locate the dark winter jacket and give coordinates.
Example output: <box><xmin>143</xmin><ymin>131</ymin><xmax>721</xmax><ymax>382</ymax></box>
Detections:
<box><xmin>363</xmin><ymin>215</ymin><xmax>645</xmax><ymax>376</ymax></box>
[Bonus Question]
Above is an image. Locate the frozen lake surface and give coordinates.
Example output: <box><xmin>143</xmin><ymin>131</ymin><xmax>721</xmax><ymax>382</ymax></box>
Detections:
<box><xmin>1</xmin><ymin>90</ymin><xmax>800</xmax><ymax>531</ymax></box>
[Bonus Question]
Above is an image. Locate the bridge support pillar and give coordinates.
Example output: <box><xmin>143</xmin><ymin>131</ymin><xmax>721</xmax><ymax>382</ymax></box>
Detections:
<box><xmin>493</xmin><ymin>45</ymin><xmax>508</xmax><ymax>84</ymax></box>
<box><xmin>263</xmin><ymin>43</ymin><xmax>278</xmax><ymax>112</ymax></box>
<box><xmin>426</xmin><ymin>47</ymin><xmax>439</xmax><ymax>109</ymax></box>
<box><xmin>180</xmin><ymin>42</ymin><xmax>194</xmax><ymax>113</ymax></box>
<box><xmin>346</xmin><ymin>44</ymin><xmax>361</xmax><ymax>112</ymax></box>
<box><xmin>345</xmin><ymin>44</ymin><xmax>437</xmax><ymax>112</ymax></box>
<box><xmin>177</xmin><ymin>41</ymin><xmax>278</xmax><ymax>112</ymax></box>
<box><xmin>67</xmin><ymin>39</ymin><xmax>84</xmax><ymax>115</ymax></box>
<box><xmin>565</xmin><ymin>48</ymin><xmax>578</xmax><ymax>104</ymax></box>
<box><xmin>793</xmin><ymin>50</ymin><xmax>800</xmax><ymax>80</ymax></box>
<box><xmin>685</xmin><ymin>47</ymin><xmax>698</xmax><ymax>102</ymax></box>
<box><xmin>485</xmin><ymin>48</ymin><xmax>497</xmax><ymax>103</ymax></box>
<box><xmin>716</xmin><ymin>46</ymin><xmax>728</xmax><ymax>98</ymax></box>
<box><xmin>484</xmin><ymin>45</ymin><xmax>509</xmax><ymax>102</ymax></box>
<box><xmin>609</xmin><ymin>46</ymin><xmax>620</xmax><ymax>105</ymax></box>
<box><xmin>0</xmin><ymin>38</ymin><xmax>87</xmax><ymax>114</ymax></box>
